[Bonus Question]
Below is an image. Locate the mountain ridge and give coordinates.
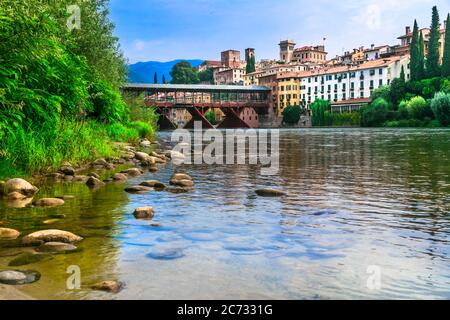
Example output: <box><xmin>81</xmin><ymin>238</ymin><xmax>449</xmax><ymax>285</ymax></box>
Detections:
<box><xmin>128</xmin><ymin>59</ymin><xmax>204</xmax><ymax>84</ymax></box>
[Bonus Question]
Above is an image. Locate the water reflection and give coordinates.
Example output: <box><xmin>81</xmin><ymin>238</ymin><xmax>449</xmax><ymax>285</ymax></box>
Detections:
<box><xmin>1</xmin><ymin>128</ymin><xmax>450</xmax><ymax>299</ymax></box>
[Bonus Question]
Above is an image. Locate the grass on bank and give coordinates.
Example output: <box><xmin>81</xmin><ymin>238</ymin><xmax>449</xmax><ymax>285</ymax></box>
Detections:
<box><xmin>0</xmin><ymin>119</ymin><xmax>154</xmax><ymax>180</ymax></box>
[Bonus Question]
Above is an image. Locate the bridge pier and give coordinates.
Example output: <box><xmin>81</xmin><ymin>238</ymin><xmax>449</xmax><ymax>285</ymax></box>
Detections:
<box><xmin>217</xmin><ymin>107</ymin><xmax>251</xmax><ymax>129</ymax></box>
<box><xmin>184</xmin><ymin>107</ymin><xmax>214</xmax><ymax>129</ymax></box>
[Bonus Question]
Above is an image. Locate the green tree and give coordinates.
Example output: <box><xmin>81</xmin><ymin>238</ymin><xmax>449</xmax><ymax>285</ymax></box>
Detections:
<box><xmin>282</xmin><ymin>105</ymin><xmax>302</xmax><ymax>125</ymax></box>
<box><xmin>406</xmin><ymin>96</ymin><xmax>428</xmax><ymax>119</ymax></box>
<box><xmin>154</xmin><ymin>72</ymin><xmax>158</xmax><ymax>84</ymax></box>
<box><xmin>418</xmin><ymin>32</ymin><xmax>426</xmax><ymax>79</ymax></box>
<box><xmin>162</xmin><ymin>74</ymin><xmax>167</xmax><ymax>84</ymax></box>
<box><xmin>430</xmin><ymin>92</ymin><xmax>450</xmax><ymax>126</ymax></box>
<box><xmin>388</xmin><ymin>78</ymin><xmax>406</xmax><ymax>108</ymax></box>
<box><xmin>400</xmin><ymin>65</ymin><xmax>406</xmax><ymax>81</ymax></box>
<box><xmin>361</xmin><ymin>98</ymin><xmax>390</xmax><ymax>127</ymax></box>
<box><xmin>410</xmin><ymin>20</ymin><xmax>420</xmax><ymax>81</ymax></box>
<box><xmin>442</xmin><ymin>14</ymin><xmax>450</xmax><ymax>77</ymax></box>
<box><xmin>170</xmin><ymin>61</ymin><xmax>200</xmax><ymax>84</ymax></box>
<box><xmin>310</xmin><ymin>99</ymin><xmax>331</xmax><ymax>126</ymax></box>
<box><xmin>246</xmin><ymin>56</ymin><xmax>256</xmax><ymax>74</ymax></box>
<box><xmin>426</xmin><ymin>6</ymin><xmax>441</xmax><ymax>78</ymax></box>
<box><xmin>198</xmin><ymin>68</ymin><xmax>214</xmax><ymax>84</ymax></box>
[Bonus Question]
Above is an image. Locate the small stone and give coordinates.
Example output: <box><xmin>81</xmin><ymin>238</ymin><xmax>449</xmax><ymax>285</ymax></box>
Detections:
<box><xmin>88</xmin><ymin>172</ymin><xmax>100</xmax><ymax>179</ymax></box>
<box><xmin>33</xmin><ymin>198</ymin><xmax>65</xmax><ymax>207</ymax></box>
<box><xmin>171</xmin><ymin>173</ymin><xmax>192</xmax><ymax>181</ymax></box>
<box><xmin>135</xmin><ymin>152</ymin><xmax>151</xmax><ymax>162</ymax></box>
<box><xmin>112</xmin><ymin>173</ymin><xmax>128</xmax><ymax>181</ymax></box>
<box><xmin>86</xmin><ymin>177</ymin><xmax>106</xmax><ymax>188</ymax></box>
<box><xmin>121</xmin><ymin>168</ymin><xmax>143</xmax><ymax>177</ymax></box>
<box><xmin>46</xmin><ymin>173</ymin><xmax>65</xmax><ymax>180</ymax></box>
<box><xmin>59</xmin><ymin>166</ymin><xmax>75</xmax><ymax>176</ymax></box>
<box><xmin>140</xmin><ymin>180</ymin><xmax>167</xmax><ymax>190</ymax></box>
<box><xmin>255</xmin><ymin>188</ymin><xmax>286</xmax><ymax>197</ymax></box>
<box><xmin>92</xmin><ymin>158</ymin><xmax>108</xmax><ymax>167</ymax></box>
<box><xmin>170</xmin><ymin>179</ymin><xmax>194</xmax><ymax>188</ymax></box>
<box><xmin>64</xmin><ymin>175</ymin><xmax>74</xmax><ymax>182</ymax></box>
<box><xmin>91</xmin><ymin>280</ymin><xmax>124</xmax><ymax>293</ymax></box>
<box><xmin>0</xmin><ymin>270</ymin><xmax>41</xmax><ymax>285</ymax></box>
<box><xmin>43</xmin><ymin>219</ymin><xmax>61</xmax><ymax>225</ymax></box>
<box><xmin>133</xmin><ymin>207</ymin><xmax>155</xmax><ymax>219</ymax></box>
<box><xmin>148</xmin><ymin>165</ymin><xmax>158</xmax><ymax>172</ymax></box>
<box><xmin>7</xmin><ymin>192</ymin><xmax>27</xmax><ymax>201</ymax></box>
<box><xmin>124</xmin><ymin>185</ymin><xmax>152</xmax><ymax>194</ymax></box>
<box><xmin>0</xmin><ymin>228</ymin><xmax>20</xmax><ymax>240</ymax></box>
<box><xmin>37</xmin><ymin>242</ymin><xmax>78</xmax><ymax>253</ymax></box>
<box><xmin>56</xmin><ymin>195</ymin><xmax>74</xmax><ymax>200</ymax></box>
<box><xmin>22</xmin><ymin>229</ymin><xmax>83</xmax><ymax>246</ymax></box>
<box><xmin>168</xmin><ymin>187</ymin><xmax>192</xmax><ymax>194</ymax></box>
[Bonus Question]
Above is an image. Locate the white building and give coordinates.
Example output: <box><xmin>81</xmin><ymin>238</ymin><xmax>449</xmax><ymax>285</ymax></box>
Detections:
<box><xmin>298</xmin><ymin>55</ymin><xmax>410</xmax><ymax>112</ymax></box>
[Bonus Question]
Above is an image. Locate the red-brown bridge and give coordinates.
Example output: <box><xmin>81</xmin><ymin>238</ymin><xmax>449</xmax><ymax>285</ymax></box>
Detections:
<box><xmin>122</xmin><ymin>83</ymin><xmax>271</xmax><ymax>129</ymax></box>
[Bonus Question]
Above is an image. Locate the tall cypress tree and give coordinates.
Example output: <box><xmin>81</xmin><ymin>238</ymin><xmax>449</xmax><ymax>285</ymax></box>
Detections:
<box><xmin>426</xmin><ymin>6</ymin><xmax>441</xmax><ymax>78</ymax></box>
<box><xmin>418</xmin><ymin>32</ymin><xmax>426</xmax><ymax>80</ymax></box>
<box><xmin>442</xmin><ymin>13</ymin><xmax>450</xmax><ymax>77</ymax></box>
<box><xmin>162</xmin><ymin>74</ymin><xmax>167</xmax><ymax>84</ymax></box>
<box><xmin>400</xmin><ymin>65</ymin><xmax>406</xmax><ymax>81</ymax></box>
<box><xmin>410</xmin><ymin>20</ymin><xmax>420</xmax><ymax>81</ymax></box>
<box><xmin>154</xmin><ymin>71</ymin><xmax>158</xmax><ymax>84</ymax></box>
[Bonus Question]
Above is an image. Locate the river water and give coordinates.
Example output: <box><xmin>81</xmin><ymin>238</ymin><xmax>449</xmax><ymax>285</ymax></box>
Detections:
<box><xmin>1</xmin><ymin>128</ymin><xmax>449</xmax><ymax>300</ymax></box>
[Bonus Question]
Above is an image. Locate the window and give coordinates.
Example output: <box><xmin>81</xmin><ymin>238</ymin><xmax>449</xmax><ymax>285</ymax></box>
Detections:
<box><xmin>379</xmin><ymin>79</ymin><xmax>383</xmax><ymax>86</ymax></box>
<box><xmin>360</xmin><ymin>81</ymin><xmax>364</xmax><ymax>89</ymax></box>
<box><xmin>350</xmin><ymin>82</ymin><xmax>355</xmax><ymax>90</ymax></box>
<box><xmin>370</xmin><ymin>80</ymin><xmax>374</xmax><ymax>89</ymax></box>
<box><xmin>351</xmin><ymin>92</ymin><xmax>355</xmax><ymax>99</ymax></box>
<box><xmin>370</xmin><ymin>69</ymin><xmax>375</xmax><ymax>76</ymax></box>
<box><xmin>334</xmin><ymin>84</ymin><xmax>338</xmax><ymax>91</ymax></box>
<box><xmin>379</xmin><ymin>68</ymin><xmax>383</xmax><ymax>75</ymax></box>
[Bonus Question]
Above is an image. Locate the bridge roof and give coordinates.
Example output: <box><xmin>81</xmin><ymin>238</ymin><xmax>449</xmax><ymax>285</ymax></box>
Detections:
<box><xmin>123</xmin><ymin>83</ymin><xmax>271</xmax><ymax>93</ymax></box>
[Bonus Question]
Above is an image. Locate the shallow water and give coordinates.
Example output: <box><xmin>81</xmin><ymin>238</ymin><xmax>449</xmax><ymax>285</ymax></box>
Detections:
<box><xmin>1</xmin><ymin>128</ymin><xmax>450</xmax><ymax>299</ymax></box>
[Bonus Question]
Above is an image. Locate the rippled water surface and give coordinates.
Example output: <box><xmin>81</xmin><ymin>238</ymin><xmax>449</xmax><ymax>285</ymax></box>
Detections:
<box><xmin>1</xmin><ymin>128</ymin><xmax>450</xmax><ymax>299</ymax></box>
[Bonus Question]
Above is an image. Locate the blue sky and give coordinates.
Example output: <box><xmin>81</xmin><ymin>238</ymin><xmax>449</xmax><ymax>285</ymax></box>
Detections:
<box><xmin>110</xmin><ymin>0</ymin><xmax>450</xmax><ymax>64</ymax></box>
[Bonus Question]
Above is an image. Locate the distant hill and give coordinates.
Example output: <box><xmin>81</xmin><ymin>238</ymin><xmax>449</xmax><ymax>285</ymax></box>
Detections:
<box><xmin>128</xmin><ymin>59</ymin><xmax>204</xmax><ymax>84</ymax></box>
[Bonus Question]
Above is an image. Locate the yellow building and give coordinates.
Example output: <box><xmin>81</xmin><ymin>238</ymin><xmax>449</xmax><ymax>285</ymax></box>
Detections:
<box><xmin>276</xmin><ymin>72</ymin><xmax>301</xmax><ymax>113</ymax></box>
<box><xmin>243</xmin><ymin>71</ymin><xmax>262</xmax><ymax>86</ymax></box>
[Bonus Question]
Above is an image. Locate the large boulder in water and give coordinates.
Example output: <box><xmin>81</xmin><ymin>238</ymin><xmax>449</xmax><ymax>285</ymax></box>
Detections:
<box><xmin>37</xmin><ymin>242</ymin><xmax>78</xmax><ymax>253</ymax></box>
<box><xmin>0</xmin><ymin>228</ymin><xmax>20</xmax><ymax>240</ymax></box>
<box><xmin>86</xmin><ymin>177</ymin><xmax>105</xmax><ymax>188</ymax></box>
<box><xmin>255</xmin><ymin>188</ymin><xmax>286</xmax><ymax>197</ymax></box>
<box><xmin>133</xmin><ymin>207</ymin><xmax>155</xmax><ymax>219</ymax></box>
<box><xmin>91</xmin><ymin>280</ymin><xmax>124</xmax><ymax>293</ymax></box>
<box><xmin>3</xmin><ymin>179</ymin><xmax>38</xmax><ymax>197</ymax></box>
<box><xmin>140</xmin><ymin>180</ymin><xmax>167</xmax><ymax>190</ymax></box>
<box><xmin>33</xmin><ymin>198</ymin><xmax>65</xmax><ymax>208</ymax></box>
<box><xmin>22</xmin><ymin>229</ymin><xmax>83</xmax><ymax>246</ymax></box>
<box><xmin>0</xmin><ymin>270</ymin><xmax>41</xmax><ymax>285</ymax></box>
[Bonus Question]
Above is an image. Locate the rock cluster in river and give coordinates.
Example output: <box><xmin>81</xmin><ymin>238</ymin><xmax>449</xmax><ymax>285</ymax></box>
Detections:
<box><xmin>0</xmin><ymin>270</ymin><xmax>41</xmax><ymax>285</ymax></box>
<box><xmin>22</xmin><ymin>229</ymin><xmax>83</xmax><ymax>246</ymax></box>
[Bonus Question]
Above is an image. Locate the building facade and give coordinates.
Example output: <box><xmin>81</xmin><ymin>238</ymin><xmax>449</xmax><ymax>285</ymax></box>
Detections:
<box><xmin>292</xmin><ymin>45</ymin><xmax>327</xmax><ymax>64</ymax></box>
<box><xmin>272</xmin><ymin>55</ymin><xmax>410</xmax><ymax>114</ymax></box>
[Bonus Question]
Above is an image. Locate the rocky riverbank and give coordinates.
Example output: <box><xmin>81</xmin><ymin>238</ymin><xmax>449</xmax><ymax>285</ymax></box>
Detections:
<box><xmin>0</xmin><ymin>138</ymin><xmax>198</xmax><ymax>298</ymax></box>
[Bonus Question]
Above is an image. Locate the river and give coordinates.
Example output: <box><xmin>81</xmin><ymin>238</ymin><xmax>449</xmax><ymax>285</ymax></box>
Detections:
<box><xmin>1</xmin><ymin>128</ymin><xmax>449</xmax><ymax>299</ymax></box>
